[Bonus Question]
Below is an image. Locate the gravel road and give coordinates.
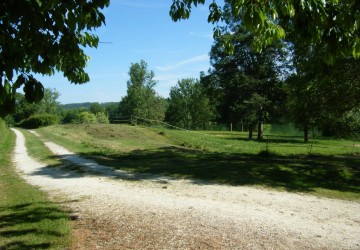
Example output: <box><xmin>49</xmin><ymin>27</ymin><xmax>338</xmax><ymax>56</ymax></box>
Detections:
<box><xmin>11</xmin><ymin>128</ymin><xmax>360</xmax><ymax>249</ymax></box>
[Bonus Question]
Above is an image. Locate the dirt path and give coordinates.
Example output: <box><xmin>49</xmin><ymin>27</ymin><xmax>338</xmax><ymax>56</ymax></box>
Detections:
<box><xmin>11</xmin><ymin>128</ymin><xmax>360</xmax><ymax>249</ymax></box>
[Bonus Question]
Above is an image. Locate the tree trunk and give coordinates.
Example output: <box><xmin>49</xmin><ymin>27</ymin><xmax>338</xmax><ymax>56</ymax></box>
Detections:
<box><xmin>248</xmin><ymin>125</ymin><xmax>253</xmax><ymax>140</ymax></box>
<box><xmin>257</xmin><ymin>121</ymin><xmax>264</xmax><ymax>140</ymax></box>
<box><xmin>304</xmin><ymin>125</ymin><xmax>309</xmax><ymax>143</ymax></box>
<box><xmin>257</xmin><ymin>106</ymin><xmax>264</xmax><ymax>140</ymax></box>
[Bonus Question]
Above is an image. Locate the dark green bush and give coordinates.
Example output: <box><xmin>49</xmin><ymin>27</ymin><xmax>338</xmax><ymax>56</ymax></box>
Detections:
<box><xmin>18</xmin><ymin>114</ymin><xmax>59</xmax><ymax>129</ymax></box>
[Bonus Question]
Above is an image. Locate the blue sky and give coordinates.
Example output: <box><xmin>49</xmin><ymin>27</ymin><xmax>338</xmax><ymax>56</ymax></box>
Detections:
<box><xmin>37</xmin><ymin>0</ymin><xmax>216</xmax><ymax>104</ymax></box>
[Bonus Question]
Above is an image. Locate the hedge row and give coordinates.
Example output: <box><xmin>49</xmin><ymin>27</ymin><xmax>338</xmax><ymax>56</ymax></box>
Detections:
<box><xmin>18</xmin><ymin>114</ymin><xmax>59</xmax><ymax>129</ymax></box>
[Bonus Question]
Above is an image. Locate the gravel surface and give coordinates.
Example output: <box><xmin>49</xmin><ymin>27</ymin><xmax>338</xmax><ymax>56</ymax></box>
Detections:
<box><xmin>11</xmin><ymin>128</ymin><xmax>360</xmax><ymax>249</ymax></box>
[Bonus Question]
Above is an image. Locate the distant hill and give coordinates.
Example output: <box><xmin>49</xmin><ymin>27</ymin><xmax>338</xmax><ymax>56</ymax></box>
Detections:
<box><xmin>62</xmin><ymin>102</ymin><xmax>119</xmax><ymax>110</ymax></box>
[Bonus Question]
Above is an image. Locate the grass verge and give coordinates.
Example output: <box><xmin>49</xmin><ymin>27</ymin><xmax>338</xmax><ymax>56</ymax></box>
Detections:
<box><xmin>36</xmin><ymin>124</ymin><xmax>360</xmax><ymax>201</ymax></box>
<box><xmin>0</xmin><ymin>123</ymin><xmax>71</xmax><ymax>249</ymax></box>
<box><xmin>20</xmin><ymin>129</ymin><xmax>62</xmax><ymax>166</ymax></box>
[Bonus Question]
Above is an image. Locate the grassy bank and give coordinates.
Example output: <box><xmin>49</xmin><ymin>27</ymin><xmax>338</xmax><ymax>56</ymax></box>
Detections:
<box><xmin>36</xmin><ymin>124</ymin><xmax>360</xmax><ymax>201</ymax></box>
<box><xmin>0</xmin><ymin>122</ymin><xmax>71</xmax><ymax>249</ymax></box>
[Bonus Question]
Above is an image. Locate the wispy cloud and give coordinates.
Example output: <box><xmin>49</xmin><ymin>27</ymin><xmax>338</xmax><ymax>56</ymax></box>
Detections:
<box><xmin>156</xmin><ymin>54</ymin><xmax>209</xmax><ymax>71</ymax></box>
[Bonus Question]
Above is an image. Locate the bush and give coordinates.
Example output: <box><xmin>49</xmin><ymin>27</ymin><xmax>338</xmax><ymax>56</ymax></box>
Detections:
<box><xmin>79</xmin><ymin>111</ymin><xmax>97</xmax><ymax>123</ymax></box>
<box><xmin>3</xmin><ymin>115</ymin><xmax>15</xmax><ymax>127</ymax></box>
<box><xmin>61</xmin><ymin>110</ymin><xmax>109</xmax><ymax>124</ymax></box>
<box><xmin>96</xmin><ymin>112</ymin><xmax>109</xmax><ymax>124</ymax></box>
<box><xmin>18</xmin><ymin>114</ymin><xmax>60</xmax><ymax>129</ymax></box>
<box><xmin>62</xmin><ymin>109</ymin><xmax>81</xmax><ymax>124</ymax></box>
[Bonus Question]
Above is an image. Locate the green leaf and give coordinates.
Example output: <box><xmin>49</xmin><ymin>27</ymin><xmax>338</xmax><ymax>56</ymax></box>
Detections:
<box><xmin>36</xmin><ymin>0</ymin><xmax>42</xmax><ymax>7</ymax></box>
<box><xmin>68</xmin><ymin>11</ymin><xmax>76</xmax><ymax>32</ymax></box>
<box><xmin>213</xmin><ymin>28</ymin><xmax>221</xmax><ymax>39</ymax></box>
<box><xmin>4</xmin><ymin>80</ymin><xmax>11</xmax><ymax>96</ymax></box>
<box><xmin>23</xmin><ymin>77</ymin><xmax>45</xmax><ymax>103</ymax></box>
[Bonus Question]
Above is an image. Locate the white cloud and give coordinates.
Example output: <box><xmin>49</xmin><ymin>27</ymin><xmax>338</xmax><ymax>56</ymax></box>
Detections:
<box><xmin>156</xmin><ymin>54</ymin><xmax>209</xmax><ymax>71</ymax></box>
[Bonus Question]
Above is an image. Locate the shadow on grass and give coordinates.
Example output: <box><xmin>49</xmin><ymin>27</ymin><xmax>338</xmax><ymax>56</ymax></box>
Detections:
<box><xmin>0</xmin><ymin>202</ymin><xmax>70</xmax><ymax>249</ymax></box>
<box><xmin>225</xmin><ymin>135</ymin><xmax>331</xmax><ymax>145</ymax></box>
<box><xmin>227</xmin><ymin>137</ymin><xmax>305</xmax><ymax>144</ymax></box>
<box><xmin>32</xmin><ymin>145</ymin><xmax>360</xmax><ymax>197</ymax></box>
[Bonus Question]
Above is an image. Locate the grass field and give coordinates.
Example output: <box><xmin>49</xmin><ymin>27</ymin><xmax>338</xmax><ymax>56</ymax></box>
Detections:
<box><xmin>35</xmin><ymin>123</ymin><xmax>360</xmax><ymax>200</ymax></box>
<box><xmin>0</xmin><ymin>121</ymin><xmax>71</xmax><ymax>249</ymax></box>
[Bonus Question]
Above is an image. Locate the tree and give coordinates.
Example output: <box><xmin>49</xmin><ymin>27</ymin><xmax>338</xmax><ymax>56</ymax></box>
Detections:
<box><xmin>12</xmin><ymin>88</ymin><xmax>61</xmax><ymax>123</ymax></box>
<box><xmin>12</xmin><ymin>93</ymin><xmax>38</xmax><ymax>123</ymax></box>
<box><xmin>104</xmin><ymin>103</ymin><xmax>119</xmax><ymax>117</ymax></box>
<box><xmin>37</xmin><ymin>88</ymin><xmax>62</xmax><ymax>115</ymax></box>
<box><xmin>0</xmin><ymin>0</ymin><xmax>110</xmax><ymax>117</ymax></box>
<box><xmin>208</xmin><ymin>26</ymin><xmax>288</xmax><ymax>140</ymax></box>
<box><xmin>79</xmin><ymin>111</ymin><xmax>97</xmax><ymax>123</ymax></box>
<box><xmin>287</xmin><ymin>53</ymin><xmax>360</xmax><ymax>141</ymax></box>
<box><xmin>119</xmin><ymin>60</ymin><xmax>165</xmax><ymax>123</ymax></box>
<box><xmin>169</xmin><ymin>0</ymin><xmax>359</xmax><ymax>62</ymax></box>
<box><xmin>95</xmin><ymin>112</ymin><xmax>109</xmax><ymax>124</ymax></box>
<box><xmin>90</xmin><ymin>102</ymin><xmax>106</xmax><ymax>114</ymax></box>
<box><xmin>166</xmin><ymin>78</ymin><xmax>214</xmax><ymax>130</ymax></box>
<box><xmin>61</xmin><ymin>109</ymin><xmax>82</xmax><ymax>124</ymax></box>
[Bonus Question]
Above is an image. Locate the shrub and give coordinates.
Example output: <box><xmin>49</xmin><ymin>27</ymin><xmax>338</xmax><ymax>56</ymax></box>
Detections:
<box><xmin>96</xmin><ymin>112</ymin><xmax>109</xmax><ymax>124</ymax></box>
<box><xmin>79</xmin><ymin>111</ymin><xmax>97</xmax><ymax>123</ymax></box>
<box><xmin>62</xmin><ymin>109</ymin><xmax>81</xmax><ymax>124</ymax></box>
<box><xmin>3</xmin><ymin>115</ymin><xmax>15</xmax><ymax>127</ymax></box>
<box><xmin>18</xmin><ymin>114</ymin><xmax>60</xmax><ymax>129</ymax></box>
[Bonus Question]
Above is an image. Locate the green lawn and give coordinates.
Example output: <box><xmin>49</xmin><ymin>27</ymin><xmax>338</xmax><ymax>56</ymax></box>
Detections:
<box><xmin>36</xmin><ymin>123</ymin><xmax>360</xmax><ymax>201</ymax></box>
<box><xmin>0</xmin><ymin>121</ymin><xmax>71</xmax><ymax>249</ymax></box>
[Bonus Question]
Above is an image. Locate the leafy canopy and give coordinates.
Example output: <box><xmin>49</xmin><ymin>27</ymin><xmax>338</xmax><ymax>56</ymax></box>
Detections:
<box><xmin>119</xmin><ymin>60</ymin><xmax>165</xmax><ymax>122</ymax></box>
<box><xmin>170</xmin><ymin>0</ymin><xmax>360</xmax><ymax>61</ymax></box>
<box><xmin>0</xmin><ymin>0</ymin><xmax>109</xmax><ymax>117</ymax></box>
<box><xmin>207</xmin><ymin>24</ymin><xmax>287</xmax><ymax>136</ymax></box>
<box><xmin>166</xmin><ymin>78</ymin><xmax>214</xmax><ymax>130</ymax></box>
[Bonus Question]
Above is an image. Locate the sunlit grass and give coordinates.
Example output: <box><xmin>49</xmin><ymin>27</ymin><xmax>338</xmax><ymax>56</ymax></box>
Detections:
<box><xmin>34</xmin><ymin>123</ymin><xmax>360</xmax><ymax>201</ymax></box>
<box><xmin>0</xmin><ymin>122</ymin><xmax>71</xmax><ymax>249</ymax></box>
<box><xmin>151</xmin><ymin>126</ymin><xmax>360</xmax><ymax>156</ymax></box>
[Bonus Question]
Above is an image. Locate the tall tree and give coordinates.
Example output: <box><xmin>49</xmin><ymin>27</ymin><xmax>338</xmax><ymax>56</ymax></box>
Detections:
<box><xmin>119</xmin><ymin>60</ymin><xmax>165</xmax><ymax>123</ymax></box>
<box><xmin>170</xmin><ymin>0</ymin><xmax>359</xmax><ymax>62</ymax></box>
<box><xmin>0</xmin><ymin>0</ymin><xmax>109</xmax><ymax>117</ymax></box>
<box><xmin>208</xmin><ymin>25</ymin><xmax>288</xmax><ymax>140</ymax></box>
<box><xmin>287</xmin><ymin>51</ymin><xmax>360</xmax><ymax>141</ymax></box>
<box><xmin>37</xmin><ymin>88</ymin><xmax>62</xmax><ymax>115</ymax></box>
<box><xmin>89</xmin><ymin>102</ymin><xmax>106</xmax><ymax>114</ymax></box>
<box><xmin>166</xmin><ymin>78</ymin><xmax>214</xmax><ymax>130</ymax></box>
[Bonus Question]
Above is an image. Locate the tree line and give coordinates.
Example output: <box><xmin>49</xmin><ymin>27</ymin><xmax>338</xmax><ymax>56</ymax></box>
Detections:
<box><xmin>7</xmin><ymin>25</ymin><xmax>359</xmax><ymax>141</ymax></box>
<box><xmin>3</xmin><ymin>43</ymin><xmax>359</xmax><ymax>141</ymax></box>
<box><xmin>3</xmin><ymin>90</ymin><xmax>113</xmax><ymax>129</ymax></box>
<box><xmin>113</xmin><ymin>16</ymin><xmax>360</xmax><ymax>142</ymax></box>
<box><xmin>1</xmin><ymin>1</ymin><xmax>359</xmax><ymax>141</ymax></box>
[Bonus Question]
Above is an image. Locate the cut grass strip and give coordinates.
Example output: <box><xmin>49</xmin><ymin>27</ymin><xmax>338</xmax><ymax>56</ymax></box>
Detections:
<box><xmin>0</xmin><ymin>124</ymin><xmax>71</xmax><ymax>249</ymax></box>
<box><xmin>20</xmin><ymin>129</ymin><xmax>62</xmax><ymax>166</ymax></box>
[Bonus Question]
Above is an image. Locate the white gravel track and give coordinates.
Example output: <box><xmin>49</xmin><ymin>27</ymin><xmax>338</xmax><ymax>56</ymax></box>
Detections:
<box><xmin>11</xmin><ymin>128</ymin><xmax>360</xmax><ymax>249</ymax></box>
